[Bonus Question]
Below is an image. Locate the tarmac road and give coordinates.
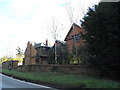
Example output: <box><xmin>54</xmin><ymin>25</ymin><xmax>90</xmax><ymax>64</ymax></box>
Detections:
<box><xmin>0</xmin><ymin>73</ymin><xmax>56</xmax><ymax>90</ymax></box>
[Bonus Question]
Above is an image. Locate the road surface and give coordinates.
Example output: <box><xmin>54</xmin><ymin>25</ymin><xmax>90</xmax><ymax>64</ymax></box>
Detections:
<box><xmin>0</xmin><ymin>73</ymin><xmax>56</xmax><ymax>90</ymax></box>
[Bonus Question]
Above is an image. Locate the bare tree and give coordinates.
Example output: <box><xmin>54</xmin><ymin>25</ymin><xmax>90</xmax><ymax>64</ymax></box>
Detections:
<box><xmin>66</xmin><ymin>3</ymin><xmax>75</xmax><ymax>24</ymax></box>
<box><xmin>66</xmin><ymin>1</ymin><xmax>86</xmax><ymax>25</ymax></box>
<box><xmin>65</xmin><ymin>2</ymin><xmax>86</xmax><ymax>63</ymax></box>
<box><xmin>46</xmin><ymin>16</ymin><xmax>64</xmax><ymax>64</ymax></box>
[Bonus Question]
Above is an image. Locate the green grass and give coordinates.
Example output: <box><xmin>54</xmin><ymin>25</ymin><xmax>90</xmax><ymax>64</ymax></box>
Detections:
<box><xmin>1</xmin><ymin>69</ymin><xmax>120</xmax><ymax>88</ymax></box>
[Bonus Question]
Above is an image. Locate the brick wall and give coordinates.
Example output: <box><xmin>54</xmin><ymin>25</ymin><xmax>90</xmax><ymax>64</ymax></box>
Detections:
<box><xmin>17</xmin><ymin>64</ymin><xmax>101</xmax><ymax>76</ymax></box>
<box><xmin>2</xmin><ymin>60</ymin><xmax>18</xmax><ymax>69</ymax></box>
<box><xmin>2</xmin><ymin>61</ymin><xmax>9</xmax><ymax>69</ymax></box>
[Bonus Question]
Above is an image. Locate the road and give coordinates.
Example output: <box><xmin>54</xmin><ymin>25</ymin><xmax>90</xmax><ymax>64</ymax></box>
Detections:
<box><xmin>0</xmin><ymin>73</ymin><xmax>56</xmax><ymax>90</ymax></box>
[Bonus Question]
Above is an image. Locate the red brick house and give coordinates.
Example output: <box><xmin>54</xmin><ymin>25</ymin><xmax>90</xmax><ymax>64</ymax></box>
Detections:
<box><xmin>53</xmin><ymin>40</ymin><xmax>66</xmax><ymax>57</ymax></box>
<box><xmin>24</xmin><ymin>40</ymin><xmax>51</xmax><ymax>65</ymax></box>
<box><xmin>24</xmin><ymin>41</ymin><xmax>37</xmax><ymax>65</ymax></box>
<box><xmin>64</xmin><ymin>23</ymin><xmax>84</xmax><ymax>54</ymax></box>
<box><xmin>35</xmin><ymin>43</ymin><xmax>51</xmax><ymax>65</ymax></box>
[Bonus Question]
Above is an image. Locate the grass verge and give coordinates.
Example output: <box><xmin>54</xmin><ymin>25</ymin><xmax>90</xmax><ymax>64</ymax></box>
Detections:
<box><xmin>1</xmin><ymin>69</ymin><xmax>120</xmax><ymax>88</ymax></box>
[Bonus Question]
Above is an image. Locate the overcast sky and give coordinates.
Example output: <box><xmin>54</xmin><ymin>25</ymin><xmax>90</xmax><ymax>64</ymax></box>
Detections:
<box><xmin>0</xmin><ymin>0</ymin><xmax>100</xmax><ymax>58</ymax></box>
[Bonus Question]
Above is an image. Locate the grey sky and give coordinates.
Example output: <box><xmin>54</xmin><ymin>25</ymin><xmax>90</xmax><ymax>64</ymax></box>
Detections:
<box><xmin>0</xmin><ymin>0</ymin><xmax>100</xmax><ymax>58</ymax></box>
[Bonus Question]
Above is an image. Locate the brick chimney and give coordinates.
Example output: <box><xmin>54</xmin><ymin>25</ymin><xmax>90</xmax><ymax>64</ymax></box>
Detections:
<box><xmin>46</xmin><ymin>39</ymin><xmax>48</xmax><ymax>46</ymax></box>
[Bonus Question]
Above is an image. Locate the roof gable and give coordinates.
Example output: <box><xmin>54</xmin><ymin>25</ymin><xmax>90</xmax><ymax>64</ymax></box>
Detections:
<box><xmin>64</xmin><ymin>23</ymin><xmax>82</xmax><ymax>41</ymax></box>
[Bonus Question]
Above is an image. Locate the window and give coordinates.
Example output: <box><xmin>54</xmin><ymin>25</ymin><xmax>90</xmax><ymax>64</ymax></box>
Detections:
<box><xmin>72</xmin><ymin>34</ymin><xmax>80</xmax><ymax>42</ymax></box>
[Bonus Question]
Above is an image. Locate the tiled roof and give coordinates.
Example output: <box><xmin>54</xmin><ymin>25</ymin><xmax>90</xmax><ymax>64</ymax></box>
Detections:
<box><xmin>34</xmin><ymin>43</ymin><xmax>41</xmax><ymax>48</ymax></box>
<box><xmin>56</xmin><ymin>40</ymin><xmax>66</xmax><ymax>45</ymax></box>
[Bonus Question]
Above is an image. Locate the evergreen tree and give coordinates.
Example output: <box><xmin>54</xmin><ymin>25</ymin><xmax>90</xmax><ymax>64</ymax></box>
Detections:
<box><xmin>81</xmin><ymin>2</ymin><xmax>120</xmax><ymax>78</ymax></box>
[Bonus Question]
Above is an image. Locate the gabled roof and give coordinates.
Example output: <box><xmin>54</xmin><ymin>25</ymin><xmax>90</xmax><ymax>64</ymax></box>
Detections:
<box><xmin>52</xmin><ymin>40</ymin><xmax>66</xmax><ymax>48</ymax></box>
<box><xmin>34</xmin><ymin>43</ymin><xmax>41</xmax><ymax>48</ymax></box>
<box><xmin>56</xmin><ymin>40</ymin><xmax>66</xmax><ymax>45</ymax></box>
<box><xmin>25</xmin><ymin>41</ymin><xmax>35</xmax><ymax>52</ymax></box>
<box><xmin>64</xmin><ymin>23</ymin><xmax>82</xmax><ymax>41</ymax></box>
<box><xmin>34</xmin><ymin>43</ymin><xmax>51</xmax><ymax>49</ymax></box>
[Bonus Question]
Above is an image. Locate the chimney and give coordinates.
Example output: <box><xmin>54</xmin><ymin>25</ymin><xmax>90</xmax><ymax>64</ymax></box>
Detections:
<box><xmin>46</xmin><ymin>39</ymin><xmax>48</xmax><ymax>46</ymax></box>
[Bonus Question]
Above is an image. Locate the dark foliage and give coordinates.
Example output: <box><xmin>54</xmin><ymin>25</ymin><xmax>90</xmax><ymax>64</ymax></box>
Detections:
<box><xmin>81</xmin><ymin>2</ymin><xmax>120</xmax><ymax>78</ymax></box>
<box><xmin>47</xmin><ymin>46</ymin><xmax>70</xmax><ymax>64</ymax></box>
<box><xmin>57</xmin><ymin>46</ymin><xmax>70</xmax><ymax>64</ymax></box>
<box><xmin>47</xmin><ymin>49</ymin><xmax>55</xmax><ymax>64</ymax></box>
